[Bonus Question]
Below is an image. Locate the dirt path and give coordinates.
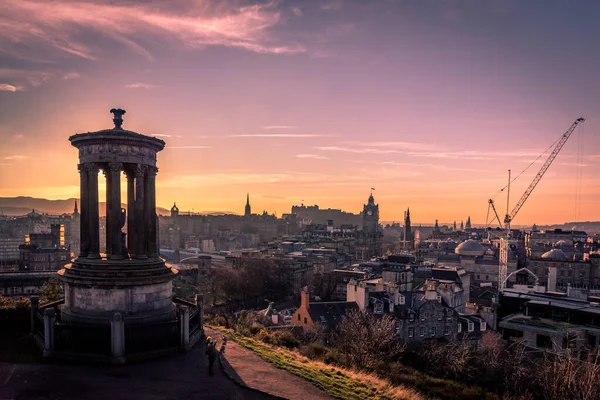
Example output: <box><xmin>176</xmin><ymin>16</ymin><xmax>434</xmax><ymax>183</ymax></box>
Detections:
<box><xmin>205</xmin><ymin>328</ymin><xmax>332</xmax><ymax>400</ymax></box>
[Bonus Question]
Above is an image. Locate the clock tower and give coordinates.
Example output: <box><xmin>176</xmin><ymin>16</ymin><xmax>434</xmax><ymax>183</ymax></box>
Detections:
<box><xmin>359</xmin><ymin>192</ymin><xmax>381</xmax><ymax>259</ymax></box>
<box><xmin>362</xmin><ymin>192</ymin><xmax>379</xmax><ymax>233</ymax></box>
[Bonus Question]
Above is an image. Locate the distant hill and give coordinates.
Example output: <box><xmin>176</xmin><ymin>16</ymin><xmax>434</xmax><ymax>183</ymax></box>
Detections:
<box><xmin>0</xmin><ymin>196</ymin><xmax>170</xmax><ymax>217</ymax></box>
<box><xmin>0</xmin><ymin>197</ymin><xmax>238</xmax><ymax>218</ymax></box>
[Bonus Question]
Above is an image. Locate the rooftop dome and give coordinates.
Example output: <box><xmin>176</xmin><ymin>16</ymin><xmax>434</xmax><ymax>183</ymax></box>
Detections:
<box><xmin>541</xmin><ymin>248</ymin><xmax>568</xmax><ymax>261</ymax></box>
<box><xmin>455</xmin><ymin>239</ymin><xmax>486</xmax><ymax>256</ymax></box>
<box><xmin>555</xmin><ymin>240</ymin><xmax>570</xmax><ymax>248</ymax></box>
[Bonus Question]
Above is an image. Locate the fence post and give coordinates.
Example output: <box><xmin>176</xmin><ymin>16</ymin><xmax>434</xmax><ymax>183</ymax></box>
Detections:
<box><xmin>180</xmin><ymin>305</ymin><xmax>190</xmax><ymax>350</ymax></box>
<box><xmin>43</xmin><ymin>308</ymin><xmax>55</xmax><ymax>357</ymax></box>
<box><xmin>195</xmin><ymin>294</ymin><xmax>204</xmax><ymax>335</ymax></box>
<box><xmin>111</xmin><ymin>312</ymin><xmax>125</xmax><ymax>363</ymax></box>
<box><xmin>30</xmin><ymin>296</ymin><xmax>39</xmax><ymax>335</ymax></box>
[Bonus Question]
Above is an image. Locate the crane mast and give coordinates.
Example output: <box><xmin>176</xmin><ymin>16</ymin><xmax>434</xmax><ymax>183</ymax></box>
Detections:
<box><xmin>503</xmin><ymin>117</ymin><xmax>585</xmax><ymax>231</ymax></box>
<box><xmin>498</xmin><ymin>117</ymin><xmax>585</xmax><ymax>292</ymax></box>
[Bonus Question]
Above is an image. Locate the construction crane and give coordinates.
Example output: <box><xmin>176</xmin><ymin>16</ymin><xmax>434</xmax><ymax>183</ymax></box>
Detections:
<box><xmin>503</xmin><ymin>117</ymin><xmax>585</xmax><ymax>232</ymax></box>
<box><xmin>488</xmin><ymin>117</ymin><xmax>585</xmax><ymax>234</ymax></box>
<box><xmin>497</xmin><ymin>117</ymin><xmax>585</xmax><ymax>291</ymax></box>
<box><xmin>485</xmin><ymin>198</ymin><xmax>503</xmax><ymax>229</ymax></box>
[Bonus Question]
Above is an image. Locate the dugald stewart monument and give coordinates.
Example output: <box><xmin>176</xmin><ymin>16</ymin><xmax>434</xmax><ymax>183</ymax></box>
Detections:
<box><xmin>35</xmin><ymin>109</ymin><xmax>202</xmax><ymax>362</ymax></box>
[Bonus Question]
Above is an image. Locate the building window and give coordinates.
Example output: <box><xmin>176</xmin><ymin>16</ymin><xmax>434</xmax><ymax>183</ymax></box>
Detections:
<box><xmin>420</xmin><ymin>312</ymin><xmax>426</xmax><ymax>322</ymax></box>
<box><xmin>395</xmin><ymin>321</ymin><xmax>401</xmax><ymax>332</ymax></box>
<box><xmin>468</xmin><ymin>322</ymin><xmax>474</xmax><ymax>332</ymax></box>
<box><xmin>419</xmin><ymin>327</ymin><xmax>425</xmax><ymax>337</ymax></box>
<box><xmin>297</xmin><ymin>314</ymin><xmax>300</xmax><ymax>321</ymax></box>
<box><xmin>444</xmin><ymin>325</ymin><xmax>450</xmax><ymax>336</ymax></box>
<box><xmin>408</xmin><ymin>327</ymin><xmax>414</xmax><ymax>338</ymax></box>
<box><xmin>399</xmin><ymin>295</ymin><xmax>405</xmax><ymax>305</ymax></box>
<box><xmin>480</xmin><ymin>322</ymin><xmax>487</xmax><ymax>331</ymax></box>
<box><xmin>536</xmin><ymin>334</ymin><xmax>552</xmax><ymax>349</ymax></box>
<box><xmin>485</xmin><ymin>275</ymin><xmax>489</xmax><ymax>280</ymax></box>
<box><xmin>304</xmin><ymin>317</ymin><xmax>307</xmax><ymax>324</ymax></box>
<box><xmin>430</xmin><ymin>326</ymin><xmax>436</xmax><ymax>336</ymax></box>
<box><xmin>409</xmin><ymin>313</ymin><xmax>415</xmax><ymax>322</ymax></box>
<box><xmin>458</xmin><ymin>323</ymin><xmax>462</xmax><ymax>333</ymax></box>
<box><xmin>568</xmin><ymin>270</ymin><xmax>572</xmax><ymax>277</ymax></box>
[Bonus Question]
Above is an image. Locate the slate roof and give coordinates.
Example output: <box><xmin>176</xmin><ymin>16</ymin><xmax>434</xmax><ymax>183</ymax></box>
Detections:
<box><xmin>307</xmin><ymin>301</ymin><xmax>358</xmax><ymax>330</ymax></box>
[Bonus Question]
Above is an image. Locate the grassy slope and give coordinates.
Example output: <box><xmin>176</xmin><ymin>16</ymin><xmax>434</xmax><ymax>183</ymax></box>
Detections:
<box><xmin>210</xmin><ymin>326</ymin><xmax>423</xmax><ymax>400</ymax></box>
<box><xmin>211</xmin><ymin>326</ymin><xmax>497</xmax><ymax>400</ymax></box>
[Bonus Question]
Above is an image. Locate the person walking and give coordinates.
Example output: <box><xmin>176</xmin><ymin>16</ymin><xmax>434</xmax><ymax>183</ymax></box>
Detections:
<box><xmin>207</xmin><ymin>339</ymin><xmax>217</xmax><ymax>375</ymax></box>
<box><xmin>220</xmin><ymin>336</ymin><xmax>227</xmax><ymax>354</ymax></box>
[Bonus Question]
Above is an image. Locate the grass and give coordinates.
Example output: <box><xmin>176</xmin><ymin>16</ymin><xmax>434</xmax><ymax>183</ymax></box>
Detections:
<box><xmin>209</xmin><ymin>325</ymin><xmax>423</xmax><ymax>400</ymax></box>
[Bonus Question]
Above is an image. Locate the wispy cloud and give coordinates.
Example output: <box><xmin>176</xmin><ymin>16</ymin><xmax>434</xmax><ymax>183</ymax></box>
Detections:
<box><xmin>261</xmin><ymin>125</ymin><xmax>298</xmax><ymax>130</ymax></box>
<box><xmin>166</xmin><ymin>146</ymin><xmax>211</xmax><ymax>149</ymax></box>
<box><xmin>315</xmin><ymin>146</ymin><xmax>401</xmax><ymax>154</ymax></box>
<box><xmin>125</xmin><ymin>82</ymin><xmax>156</xmax><ymax>89</ymax></box>
<box><xmin>231</xmin><ymin>134</ymin><xmax>328</xmax><ymax>138</ymax></box>
<box><xmin>62</xmin><ymin>72</ymin><xmax>80</xmax><ymax>80</ymax></box>
<box><xmin>0</xmin><ymin>83</ymin><xmax>24</xmax><ymax>92</ymax></box>
<box><xmin>291</xmin><ymin>7</ymin><xmax>303</xmax><ymax>17</ymax></box>
<box><xmin>559</xmin><ymin>162</ymin><xmax>589</xmax><ymax>167</ymax></box>
<box><xmin>296</xmin><ymin>154</ymin><xmax>330</xmax><ymax>160</ymax></box>
<box><xmin>151</xmin><ymin>134</ymin><xmax>172</xmax><ymax>138</ymax></box>
<box><xmin>0</xmin><ymin>0</ymin><xmax>305</xmax><ymax>64</ymax></box>
<box><xmin>3</xmin><ymin>155</ymin><xmax>27</xmax><ymax>160</ymax></box>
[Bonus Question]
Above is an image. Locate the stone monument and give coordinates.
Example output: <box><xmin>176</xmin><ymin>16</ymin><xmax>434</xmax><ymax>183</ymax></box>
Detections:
<box><xmin>58</xmin><ymin>109</ymin><xmax>178</xmax><ymax>324</ymax></box>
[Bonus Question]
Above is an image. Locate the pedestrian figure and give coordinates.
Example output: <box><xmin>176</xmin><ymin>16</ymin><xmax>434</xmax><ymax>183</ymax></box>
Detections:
<box><xmin>220</xmin><ymin>336</ymin><xmax>227</xmax><ymax>354</ymax></box>
<box><xmin>207</xmin><ymin>340</ymin><xmax>217</xmax><ymax>375</ymax></box>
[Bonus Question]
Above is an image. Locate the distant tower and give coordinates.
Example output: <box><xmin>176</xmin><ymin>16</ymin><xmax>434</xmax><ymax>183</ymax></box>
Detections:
<box><xmin>460</xmin><ymin>220</ymin><xmax>464</xmax><ymax>231</ymax></box>
<box><xmin>361</xmin><ymin>191</ymin><xmax>381</xmax><ymax>259</ymax></box>
<box><xmin>453</xmin><ymin>220</ymin><xmax>457</xmax><ymax>231</ymax></box>
<box><xmin>245</xmin><ymin>193</ymin><xmax>251</xmax><ymax>217</ymax></box>
<box><xmin>403</xmin><ymin>207</ymin><xmax>412</xmax><ymax>250</ymax></box>
<box><xmin>170</xmin><ymin>202</ymin><xmax>179</xmax><ymax>218</ymax></box>
<box><xmin>434</xmin><ymin>219</ymin><xmax>440</xmax><ymax>233</ymax></box>
<box><xmin>362</xmin><ymin>192</ymin><xmax>379</xmax><ymax>233</ymax></box>
<box><xmin>466</xmin><ymin>216</ymin><xmax>472</xmax><ymax>230</ymax></box>
<box><xmin>73</xmin><ymin>200</ymin><xmax>79</xmax><ymax>216</ymax></box>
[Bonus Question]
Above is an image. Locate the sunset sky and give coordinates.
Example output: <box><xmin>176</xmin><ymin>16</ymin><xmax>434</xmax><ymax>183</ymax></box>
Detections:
<box><xmin>0</xmin><ymin>0</ymin><xmax>598</xmax><ymax>225</ymax></box>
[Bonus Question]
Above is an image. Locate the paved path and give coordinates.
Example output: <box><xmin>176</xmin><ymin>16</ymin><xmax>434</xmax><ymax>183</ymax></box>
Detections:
<box><xmin>205</xmin><ymin>328</ymin><xmax>331</xmax><ymax>400</ymax></box>
<box><xmin>0</xmin><ymin>340</ymin><xmax>278</xmax><ymax>400</ymax></box>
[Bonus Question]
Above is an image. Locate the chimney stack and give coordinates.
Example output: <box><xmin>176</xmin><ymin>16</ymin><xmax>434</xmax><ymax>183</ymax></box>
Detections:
<box><xmin>301</xmin><ymin>289</ymin><xmax>310</xmax><ymax>309</ymax></box>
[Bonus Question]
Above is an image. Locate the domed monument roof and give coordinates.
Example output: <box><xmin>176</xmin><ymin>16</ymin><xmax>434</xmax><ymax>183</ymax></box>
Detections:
<box><xmin>541</xmin><ymin>248</ymin><xmax>568</xmax><ymax>261</ymax></box>
<box><xmin>455</xmin><ymin>239</ymin><xmax>486</xmax><ymax>256</ymax></box>
<box><xmin>554</xmin><ymin>240</ymin><xmax>569</xmax><ymax>248</ymax></box>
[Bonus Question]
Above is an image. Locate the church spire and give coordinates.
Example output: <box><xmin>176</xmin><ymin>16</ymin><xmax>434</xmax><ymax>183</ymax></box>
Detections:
<box><xmin>245</xmin><ymin>193</ymin><xmax>251</xmax><ymax>217</ymax></box>
<box><xmin>73</xmin><ymin>200</ymin><xmax>79</xmax><ymax>216</ymax></box>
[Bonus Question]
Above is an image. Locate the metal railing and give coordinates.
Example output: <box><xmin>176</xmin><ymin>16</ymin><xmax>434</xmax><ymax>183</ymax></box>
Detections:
<box><xmin>54</xmin><ymin>318</ymin><xmax>111</xmax><ymax>355</ymax></box>
<box><xmin>125</xmin><ymin>317</ymin><xmax>180</xmax><ymax>355</ymax></box>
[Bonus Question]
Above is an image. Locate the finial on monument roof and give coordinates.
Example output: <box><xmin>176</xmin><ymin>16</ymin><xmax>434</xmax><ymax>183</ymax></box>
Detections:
<box><xmin>110</xmin><ymin>108</ymin><xmax>126</xmax><ymax>129</ymax></box>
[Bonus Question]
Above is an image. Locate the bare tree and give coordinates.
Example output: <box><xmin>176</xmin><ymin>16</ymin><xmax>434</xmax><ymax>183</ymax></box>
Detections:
<box><xmin>337</xmin><ymin>308</ymin><xmax>405</xmax><ymax>370</ymax></box>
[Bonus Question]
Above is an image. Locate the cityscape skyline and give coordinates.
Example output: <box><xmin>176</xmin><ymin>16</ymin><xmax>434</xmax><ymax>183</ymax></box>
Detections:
<box><xmin>1</xmin><ymin>1</ymin><xmax>599</xmax><ymax>225</ymax></box>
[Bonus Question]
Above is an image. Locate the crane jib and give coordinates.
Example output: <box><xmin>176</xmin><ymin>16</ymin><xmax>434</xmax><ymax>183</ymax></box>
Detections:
<box><xmin>504</xmin><ymin>117</ymin><xmax>585</xmax><ymax>227</ymax></box>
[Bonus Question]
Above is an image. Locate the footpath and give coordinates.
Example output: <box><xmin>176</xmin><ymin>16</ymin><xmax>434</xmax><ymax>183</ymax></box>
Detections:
<box><xmin>205</xmin><ymin>327</ymin><xmax>332</xmax><ymax>400</ymax></box>
<box><xmin>0</xmin><ymin>339</ymin><xmax>277</xmax><ymax>400</ymax></box>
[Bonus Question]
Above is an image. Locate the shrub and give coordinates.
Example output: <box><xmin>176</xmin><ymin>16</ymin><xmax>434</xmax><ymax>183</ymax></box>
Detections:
<box><xmin>271</xmin><ymin>330</ymin><xmax>299</xmax><ymax>349</ymax></box>
<box><xmin>299</xmin><ymin>342</ymin><xmax>329</xmax><ymax>361</ymax></box>
<box><xmin>323</xmin><ymin>348</ymin><xmax>348</xmax><ymax>366</ymax></box>
<box><xmin>256</xmin><ymin>329</ymin><xmax>272</xmax><ymax>344</ymax></box>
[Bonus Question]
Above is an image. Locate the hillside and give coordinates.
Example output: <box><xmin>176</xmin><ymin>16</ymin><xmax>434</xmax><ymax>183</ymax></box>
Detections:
<box><xmin>0</xmin><ymin>197</ymin><xmax>170</xmax><ymax>217</ymax></box>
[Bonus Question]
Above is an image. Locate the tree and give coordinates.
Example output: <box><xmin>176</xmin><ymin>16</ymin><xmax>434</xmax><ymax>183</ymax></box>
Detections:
<box><xmin>337</xmin><ymin>308</ymin><xmax>405</xmax><ymax>370</ymax></box>
<box><xmin>41</xmin><ymin>277</ymin><xmax>62</xmax><ymax>302</ymax></box>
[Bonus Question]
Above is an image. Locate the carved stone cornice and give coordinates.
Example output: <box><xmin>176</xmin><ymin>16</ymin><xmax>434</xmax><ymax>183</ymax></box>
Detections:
<box><xmin>134</xmin><ymin>164</ymin><xmax>146</xmax><ymax>179</ymax></box>
<box><xmin>108</xmin><ymin>162</ymin><xmax>123</xmax><ymax>172</ymax></box>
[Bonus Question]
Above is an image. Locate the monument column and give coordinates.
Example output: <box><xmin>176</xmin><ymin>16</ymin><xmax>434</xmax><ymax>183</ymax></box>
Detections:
<box><xmin>134</xmin><ymin>164</ymin><xmax>147</xmax><ymax>259</ymax></box>
<box><xmin>125</xmin><ymin>168</ymin><xmax>135</xmax><ymax>256</ymax></box>
<box><xmin>108</xmin><ymin>162</ymin><xmax>123</xmax><ymax>259</ymax></box>
<box><xmin>78</xmin><ymin>164</ymin><xmax>89</xmax><ymax>257</ymax></box>
<box><xmin>87</xmin><ymin>163</ymin><xmax>100</xmax><ymax>259</ymax></box>
<box><xmin>145</xmin><ymin>166</ymin><xmax>158</xmax><ymax>258</ymax></box>
<box><xmin>104</xmin><ymin>167</ymin><xmax>112</xmax><ymax>256</ymax></box>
